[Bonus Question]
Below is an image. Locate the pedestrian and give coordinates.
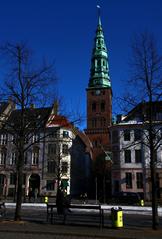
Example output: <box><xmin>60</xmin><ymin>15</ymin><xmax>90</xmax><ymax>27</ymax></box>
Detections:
<box><xmin>56</xmin><ymin>188</ymin><xmax>65</xmax><ymax>215</ymax></box>
<box><xmin>83</xmin><ymin>192</ymin><xmax>88</xmax><ymax>204</ymax></box>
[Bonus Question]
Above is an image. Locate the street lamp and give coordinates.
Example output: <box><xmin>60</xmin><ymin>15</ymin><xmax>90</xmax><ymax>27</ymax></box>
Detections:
<box><xmin>103</xmin><ymin>151</ymin><xmax>112</xmax><ymax>204</ymax></box>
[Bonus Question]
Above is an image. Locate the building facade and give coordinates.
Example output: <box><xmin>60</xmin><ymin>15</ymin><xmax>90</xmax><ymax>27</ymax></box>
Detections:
<box><xmin>0</xmin><ymin>101</ymin><xmax>92</xmax><ymax>200</ymax></box>
<box><xmin>110</xmin><ymin>102</ymin><xmax>162</xmax><ymax>201</ymax></box>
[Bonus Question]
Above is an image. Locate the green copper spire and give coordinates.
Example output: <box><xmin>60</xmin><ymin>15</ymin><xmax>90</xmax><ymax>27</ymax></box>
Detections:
<box><xmin>88</xmin><ymin>15</ymin><xmax>111</xmax><ymax>88</ymax></box>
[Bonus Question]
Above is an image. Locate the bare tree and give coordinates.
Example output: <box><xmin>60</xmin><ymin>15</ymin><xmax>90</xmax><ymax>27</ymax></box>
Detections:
<box><xmin>0</xmin><ymin>42</ymin><xmax>57</xmax><ymax>220</ymax></box>
<box><xmin>120</xmin><ymin>32</ymin><xmax>162</xmax><ymax>229</ymax></box>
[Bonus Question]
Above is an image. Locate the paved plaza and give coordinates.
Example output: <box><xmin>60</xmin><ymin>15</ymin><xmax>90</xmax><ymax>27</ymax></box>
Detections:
<box><xmin>0</xmin><ymin>218</ymin><xmax>162</xmax><ymax>239</ymax></box>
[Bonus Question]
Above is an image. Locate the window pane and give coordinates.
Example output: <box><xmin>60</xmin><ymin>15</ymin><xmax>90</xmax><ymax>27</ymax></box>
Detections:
<box><xmin>62</xmin><ymin>144</ymin><xmax>68</xmax><ymax>155</ymax></box>
<box><xmin>46</xmin><ymin>180</ymin><xmax>55</xmax><ymax>191</ymax></box>
<box><xmin>47</xmin><ymin>161</ymin><xmax>56</xmax><ymax>173</ymax></box>
<box><xmin>62</xmin><ymin>162</ymin><xmax>68</xmax><ymax>174</ymax></box>
<box><xmin>101</xmin><ymin>102</ymin><xmax>105</xmax><ymax>112</ymax></box>
<box><xmin>10</xmin><ymin>173</ymin><xmax>16</xmax><ymax>185</ymax></box>
<box><xmin>63</xmin><ymin>131</ymin><xmax>69</xmax><ymax>138</ymax></box>
<box><xmin>134</xmin><ymin>129</ymin><xmax>141</xmax><ymax>141</ymax></box>
<box><xmin>136</xmin><ymin>172</ymin><xmax>143</xmax><ymax>189</ymax></box>
<box><xmin>124</xmin><ymin>150</ymin><xmax>131</xmax><ymax>163</ymax></box>
<box><xmin>135</xmin><ymin>150</ymin><xmax>142</xmax><ymax>163</ymax></box>
<box><xmin>0</xmin><ymin>174</ymin><xmax>5</xmax><ymax>185</ymax></box>
<box><xmin>48</xmin><ymin>144</ymin><xmax>56</xmax><ymax>155</ymax></box>
<box><xmin>126</xmin><ymin>172</ymin><xmax>132</xmax><ymax>188</ymax></box>
<box><xmin>124</xmin><ymin>130</ymin><xmax>130</xmax><ymax>141</ymax></box>
<box><xmin>92</xmin><ymin>102</ymin><xmax>96</xmax><ymax>112</ymax></box>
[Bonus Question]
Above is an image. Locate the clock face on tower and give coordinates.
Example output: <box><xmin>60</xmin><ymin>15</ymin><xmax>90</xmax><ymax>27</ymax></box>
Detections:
<box><xmin>95</xmin><ymin>89</ymin><xmax>101</xmax><ymax>95</ymax></box>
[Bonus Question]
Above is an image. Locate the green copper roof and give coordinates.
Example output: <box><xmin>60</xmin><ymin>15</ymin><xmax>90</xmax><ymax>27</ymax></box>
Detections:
<box><xmin>88</xmin><ymin>16</ymin><xmax>111</xmax><ymax>88</ymax></box>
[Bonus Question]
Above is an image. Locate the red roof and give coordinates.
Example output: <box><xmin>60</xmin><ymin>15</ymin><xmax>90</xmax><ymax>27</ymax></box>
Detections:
<box><xmin>46</xmin><ymin>114</ymin><xmax>71</xmax><ymax>128</ymax></box>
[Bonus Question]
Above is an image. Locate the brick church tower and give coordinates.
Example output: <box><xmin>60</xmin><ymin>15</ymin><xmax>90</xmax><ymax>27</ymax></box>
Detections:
<box><xmin>85</xmin><ymin>15</ymin><xmax>112</xmax><ymax>161</ymax></box>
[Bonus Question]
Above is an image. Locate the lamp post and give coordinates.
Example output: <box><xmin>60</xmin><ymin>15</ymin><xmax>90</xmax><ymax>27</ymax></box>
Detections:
<box><xmin>103</xmin><ymin>151</ymin><xmax>112</xmax><ymax>204</ymax></box>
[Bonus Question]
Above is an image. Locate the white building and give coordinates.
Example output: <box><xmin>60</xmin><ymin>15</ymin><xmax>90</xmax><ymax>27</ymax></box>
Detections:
<box><xmin>110</xmin><ymin>102</ymin><xmax>162</xmax><ymax>201</ymax></box>
<box><xmin>0</xmin><ymin>102</ymin><xmax>92</xmax><ymax>200</ymax></box>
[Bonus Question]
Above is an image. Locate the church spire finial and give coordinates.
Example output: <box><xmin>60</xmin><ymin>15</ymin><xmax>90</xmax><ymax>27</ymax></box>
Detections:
<box><xmin>97</xmin><ymin>4</ymin><xmax>101</xmax><ymax>25</ymax></box>
<box><xmin>88</xmin><ymin>4</ymin><xmax>111</xmax><ymax>89</ymax></box>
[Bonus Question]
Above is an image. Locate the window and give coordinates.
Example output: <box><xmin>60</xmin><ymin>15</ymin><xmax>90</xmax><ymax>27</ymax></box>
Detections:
<box><xmin>124</xmin><ymin>130</ymin><xmax>130</xmax><ymax>141</ymax></box>
<box><xmin>48</xmin><ymin>144</ymin><xmax>56</xmax><ymax>155</ymax></box>
<box><xmin>100</xmin><ymin>118</ymin><xmax>106</xmax><ymax>127</ymax></box>
<box><xmin>136</xmin><ymin>173</ymin><xmax>143</xmax><ymax>189</ymax></box>
<box><xmin>0</xmin><ymin>134</ymin><xmax>7</xmax><ymax>145</ymax></box>
<box><xmin>92</xmin><ymin>102</ymin><xmax>96</xmax><ymax>112</ymax></box>
<box><xmin>134</xmin><ymin>129</ymin><xmax>141</xmax><ymax>141</ymax></box>
<box><xmin>32</xmin><ymin>147</ymin><xmax>39</xmax><ymax>165</ymax></box>
<box><xmin>97</xmin><ymin>59</ymin><xmax>101</xmax><ymax>67</ymax></box>
<box><xmin>10</xmin><ymin>152</ymin><xmax>17</xmax><ymax>165</ymax></box>
<box><xmin>32</xmin><ymin>133</ymin><xmax>40</xmax><ymax>143</ymax></box>
<box><xmin>11</xmin><ymin>135</ymin><xmax>16</xmax><ymax>144</ymax></box>
<box><xmin>135</xmin><ymin>150</ymin><xmax>142</xmax><ymax>163</ymax></box>
<box><xmin>101</xmin><ymin>101</ymin><xmax>105</xmax><ymax>112</ymax></box>
<box><xmin>62</xmin><ymin>144</ymin><xmax>69</xmax><ymax>155</ymax></box>
<box><xmin>46</xmin><ymin>180</ymin><xmax>55</xmax><ymax>191</ymax></box>
<box><xmin>0</xmin><ymin>151</ymin><xmax>6</xmax><ymax>165</ymax></box>
<box><xmin>61</xmin><ymin>161</ymin><xmax>68</xmax><ymax>174</ymax></box>
<box><xmin>124</xmin><ymin>150</ymin><xmax>131</xmax><ymax>163</ymax></box>
<box><xmin>10</xmin><ymin>173</ymin><xmax>16</xmax><ymax>185</ymax></box>
<box><xmin>48</xmin><ymin>131</ymin><xmax>58</xmax><ymax>139</ymax></box>
<box><xmin>126</xmin><ymin>172</ymin><xmax>132</xmax><ymax>188</ymax></box>
<box><xmin>0</xmin><ymin>174</ymin><xmax>4</xmax><ymax>185</ymax></box>
<box><xmin>63</xmin><ymin>131</ymin><xmax>69</xmax><ymax>138</ymax></box>
<box><xmin>92</xmin><ymin>118</ymin><xmax>97</xmax><ymax>128</ymax></box>
<box><xmin>47</xmin><ymin>161</ymin><xmax>56</xmax><ymax>173</ymax></box>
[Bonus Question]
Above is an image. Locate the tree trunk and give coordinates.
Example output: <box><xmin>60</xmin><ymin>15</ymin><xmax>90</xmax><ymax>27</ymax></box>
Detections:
<box><xmin>14</xmin><ymin>153</ymin><xmax>23</xmax><ymax>221</ymax></box>
<box><xmin>150</xmin><ymin>148</ymin><xmax>159</xmax><ymax>229</ymax></box>
<box><xmin>148</xmin><ymin>98</ymin><xmax>159</xmax><ymax>230</ymax></box>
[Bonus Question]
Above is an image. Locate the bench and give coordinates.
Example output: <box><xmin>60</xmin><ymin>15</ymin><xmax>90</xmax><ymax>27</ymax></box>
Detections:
<box><xmin>0</xmin><ymin>202</ymin><xmax>6</xmax><ymax>218</ymax></box>
<box><xmin>47</xmin><ymin>203</ymin><xmax>103</xmax><ymax>227</ymax></box>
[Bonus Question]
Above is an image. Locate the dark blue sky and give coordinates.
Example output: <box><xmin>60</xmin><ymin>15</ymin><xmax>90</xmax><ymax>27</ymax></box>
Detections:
<box><xmin>0</xmin><ymin>0</ymin><xmax>162</xmax><ymax>128</ymax></box>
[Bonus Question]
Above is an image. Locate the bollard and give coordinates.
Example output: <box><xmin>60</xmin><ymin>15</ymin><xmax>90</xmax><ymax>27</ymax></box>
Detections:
<box><xmin>140</xmin><ymin>199</ymin><xmax>144</xmax><ymax>206</ymax></box>
<box><xmin>111</xmin><ymin>207</ymin><xmax>123</xmax><ymax>228</ymax></box>
<box><xmin>44</xmin><ymin>196</ymin><xmax>48</xmax><ymax>204</ymax></box>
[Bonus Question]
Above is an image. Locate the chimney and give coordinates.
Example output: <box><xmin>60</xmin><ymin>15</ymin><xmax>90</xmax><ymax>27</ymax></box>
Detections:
<box><xmin>53</xmin><ymin>100</ymin><xmax>59</xmax><ymax>115</ymax></box>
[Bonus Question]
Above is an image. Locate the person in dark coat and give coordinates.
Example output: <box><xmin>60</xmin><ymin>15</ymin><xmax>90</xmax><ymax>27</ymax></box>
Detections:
<box><xmin>56</xmin><ymin>188</ymin><xmax>65</xmax><ymax>215</ymax></box>
<box><xmin>56</xmin><ymin>188</ymin><xmax>71</xmax><ymax>215</ymax></box>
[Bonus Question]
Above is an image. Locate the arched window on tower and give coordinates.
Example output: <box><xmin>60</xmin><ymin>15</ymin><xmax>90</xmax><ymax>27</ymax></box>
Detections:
<box><xmin>97</xmin><ymin>59</ymin><xmax>101</xmax><ymax>67</ymax></box>
<box><xmin>101</xmin><ymin>101</ymin><xmax>105</xmax><ymax>112</ymax></box>
<box><xmin>92</xmin><ymin>118</ymin><xmax>97</xmax><ymax>128</ymax></box>
<box><xmin>92</xmin><ymin>102</ymin><xmax>96</xmax><ymax>112</ymax></box>
<box><xmin>100</xmin><ymin>118</ymin><xmax>106</xmax><ymax>127</ymax></box>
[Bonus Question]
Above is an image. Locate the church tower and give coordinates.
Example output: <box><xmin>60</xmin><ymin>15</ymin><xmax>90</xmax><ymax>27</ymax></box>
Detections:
<box><xmin>85</xmin><ymin>14</ymin><xmax>112</xmax><ymax>160</ymax></box>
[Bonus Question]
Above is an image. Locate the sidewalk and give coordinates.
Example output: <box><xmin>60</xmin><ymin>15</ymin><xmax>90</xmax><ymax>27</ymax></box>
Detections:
<box><xmin>0</xmin><ymin>220</ymin><xmax>162</xmax><ymax>239</ymax></box>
